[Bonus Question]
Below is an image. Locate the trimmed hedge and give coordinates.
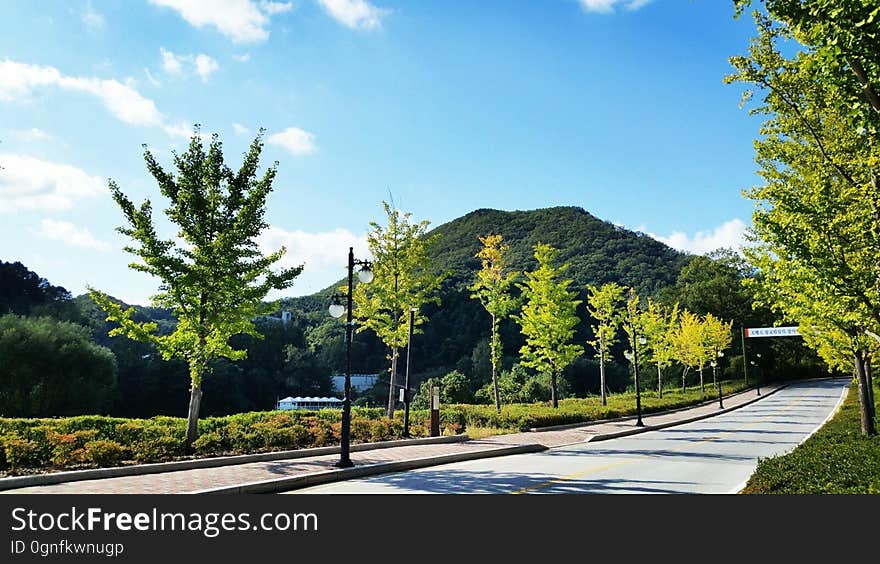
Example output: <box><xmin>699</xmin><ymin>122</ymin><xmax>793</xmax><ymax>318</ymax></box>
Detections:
<box><xmin>742</xmin><ymin>383</ymin><xmax>880</xmax><ymax>494</ymax></box>
<box><xmin>401</xmin><ymin>380</ymin><xmax>751</xmax><ymax>433</ymax></box>
<box><xmin>0</xmin><ymin>380</ymin><xmax>751</xmax><ymax>475</ymax></box>
<box><xmin>0</xmin><ymin>406</ymin><xmax>420</xmax><ymax>475</ymax></box>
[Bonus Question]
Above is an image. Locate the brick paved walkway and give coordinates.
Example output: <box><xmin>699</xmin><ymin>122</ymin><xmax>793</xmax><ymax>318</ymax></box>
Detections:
<box><xmin>2</xmin><ymin>383</ymin><xmax>781</xmax><ymax>494</ymax></box>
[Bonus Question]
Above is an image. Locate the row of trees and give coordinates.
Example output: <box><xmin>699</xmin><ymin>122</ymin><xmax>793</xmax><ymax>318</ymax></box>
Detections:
<box><xmin>728</xmin><ymin>1</ymin><xmax>880</xmax><ymax>435</ymax></box>
<box><xmin>466</xmin><ymin>236</ymin><xmax>736</xmax><ymax>411</ymax></box>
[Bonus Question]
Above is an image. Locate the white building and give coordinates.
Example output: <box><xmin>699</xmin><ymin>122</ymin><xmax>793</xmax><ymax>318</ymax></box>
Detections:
<box><xmin>331</xmin><ymin>373</ymin><xmax>380</xmax><ymax>393</ymax></box>
<box><xmin>276</xmin><ymin>396</ymin><xmax>343</xmax><ymax>411</ymax></box>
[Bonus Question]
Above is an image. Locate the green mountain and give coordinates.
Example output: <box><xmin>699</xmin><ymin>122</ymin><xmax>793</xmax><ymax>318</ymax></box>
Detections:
<box><xmin>427</xmin><ymin>206</ymin><xmax>688</xmax><ymax>293</ymax></box>
<box><xmin>288</xmin><ymin>206</ymin><xmax>693</xmax><ymax>387</ymax></box>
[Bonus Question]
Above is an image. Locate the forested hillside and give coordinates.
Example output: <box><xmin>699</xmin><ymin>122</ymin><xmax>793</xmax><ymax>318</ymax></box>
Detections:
<box><xmin>285</xmin><ymin>206</ymin><xmax>695</xmax><ymax>399</ymax></box>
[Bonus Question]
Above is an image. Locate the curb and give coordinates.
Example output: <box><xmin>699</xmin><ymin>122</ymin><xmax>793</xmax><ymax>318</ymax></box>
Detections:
<box><xmin>193</xmin><ymin>443</ymin><xmax>548</xmax><ymax>494</ymax></box>
<box><xmin>528</xmin><ymin>382</ymin><xmax>780</xmax><ymax>433</ymax></box>
<box><xmin>0</xmin><ymin>434</ymin><xmax>469</xmax><ymax>491</ymax></box>
<box><xmin>583</xmin><ymin>382</ymin><xmax>789</xmax><ymax>443</ymax></box>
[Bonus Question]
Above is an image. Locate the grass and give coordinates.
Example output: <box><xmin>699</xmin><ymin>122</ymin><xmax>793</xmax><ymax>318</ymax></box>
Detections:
<box><xmin>432</xmin><ymin>379</ymin><xmax>756</xmax><ymax>438</ymax></box>
<box><xmin>742</xmin><ymin>382</ymin><xmax>880</xmax><ymax>494</ymax></box>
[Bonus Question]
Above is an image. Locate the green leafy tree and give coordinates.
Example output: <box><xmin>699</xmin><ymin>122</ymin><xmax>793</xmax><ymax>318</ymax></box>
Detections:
<box><xmin>0</xmin><ymin>314</ymin><xmax>117</xmax><ymax>417</ymax></box>
<box><xmin>748</xmin><ymin>250</ymin><xmax>878</xmax><ymax>435</ymax></box>
<box><xmin>728</xmin><ymin>7</ymin><xmax>880</xmax><ymax>433</ymax></box>
<box><xmin>585</xmin><ymin>282</ymin><xmax>626</xmax><ymax>405</ymax></box>
<box><xmin>703</xmin><ymin>313</ymin><xmax>733</xmax><ymax>389</ymax></box>
<box><xmin>353</xmin><ymin>202</ymin><xmax>443</xmax><ymax>417</ymax></box>
<box><xmin>620</xmin><ymin>289</ymin><xmax>650</xmax><ymax>394</ymax></box>
<box><xmin>671</xmin><ymin>309</ymin><xmax>702</xmax><ymax>393</ymax></box>
<box><xmin>514</xmin><ymin>244</ymin><xmax>583</xmax><ymax>408</ymax></box>
<box><xmin>470</xmin><ymin>234</ymin><xmax>520</xmax><ymax>411</ymax></box>
<box><xmin>641</xmin><ymin>299</ymin><xmax>679</xmax><ymax>398</ymax></box>
<box><xmin>91</xmin><ymin>130</ymin><xmax>302</xmax><ymax>448</ymax></box>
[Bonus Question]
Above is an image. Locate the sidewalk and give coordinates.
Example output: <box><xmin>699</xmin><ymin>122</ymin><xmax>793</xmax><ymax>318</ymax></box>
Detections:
<box><xmin>1</xmin><ymin>382</ymin><xmax>784</xmax><ymax>494</ymax></box>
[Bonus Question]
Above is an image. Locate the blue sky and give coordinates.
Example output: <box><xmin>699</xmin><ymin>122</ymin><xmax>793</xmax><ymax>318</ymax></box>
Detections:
<box><xmin>0</xmin><ymin>0</ymin><xmax>761</xmax><ymax>304</ymax></box>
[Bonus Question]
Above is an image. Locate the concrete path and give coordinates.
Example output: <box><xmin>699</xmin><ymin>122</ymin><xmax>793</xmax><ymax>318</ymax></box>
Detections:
<box><xmin>2</xmin><ymin>381</ymin><xmax>790</xmax><ymax>494</ymax></box>
<box><xmin>291</xmin><ymin>379</ymin><xmax>848</xmax><ymax>494</ymax></box>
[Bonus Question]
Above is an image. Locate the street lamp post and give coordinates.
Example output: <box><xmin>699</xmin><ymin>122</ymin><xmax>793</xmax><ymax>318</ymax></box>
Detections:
<box><xmin>754</xmin><ymin>352</ymin><xmax>762</xmax><ymax>396</ymax></box>
<box><xmin>712</xmin><ymin>349</ymin><xmax>725</xmax><ymax>409</ymax></box>
<box><xmin>625</xmin><ymin>335</ymin><xmax>647</xmax><ymax>427</ymax></box>
<box><xmin>403</xmin><ymin>307</ymin><xmax>417</xmax><ymax>438</ymax></box>
<box><xmin>328</xmin><ymin>246</ymin><xmax>373</xmax><ymax>468</ymax></box>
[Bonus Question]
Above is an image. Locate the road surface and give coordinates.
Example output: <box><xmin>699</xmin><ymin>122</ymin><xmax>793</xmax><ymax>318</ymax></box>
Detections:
<box><xmin>290</xmin><ymin>378</ymin><xmax>849</xmax><ymax>494</ymax></box>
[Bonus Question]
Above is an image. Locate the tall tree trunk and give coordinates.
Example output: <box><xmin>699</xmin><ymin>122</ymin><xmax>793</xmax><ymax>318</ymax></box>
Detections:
<box><xmin>657</xmin><ymin>364</ymin><xmax>663</xmax><ymax>398</ymax></box>
<box><xmin>185</xmin><ymin>382</ymin><xmax>202</xmax><ymax>450</ymax></box>
<box><xmin>854</xmin><ymin>350</ymin><xmax>876</xmax><ymax>436</ymax></box>
<box><xmin>865</xmin><ymin>357</ymin><xmax>875</xmax><ymax>423</ymax></box>
<box><xmin>386</xmin><ymin>347</ymin><xmax>398</xmax><ymax>418</ymax></box>
<box><xmin>699</xmin><ymin>365</ymin><xmax>704</xmax><ymax>395</ymax></box>
<box><xmin>491</xmin><ymin>314</ymin><xmax>501</xmax><ymax>412</ymax></box>
<box><xmin>599</xmin><ymin>340</ymin><xmax>607</xmax><ymax>406</ymax></box>
<box><xmin>681</xmin><ymin>365</ymin><xmax>688</xmax><ymax>392</ymax></box>
<box><xmin>492</xmin><ymin>362</ymin><xmax>501</xmax><ymax>413</ymax></box>
<box><xmin>550</xmin><ymin>371</ymin><xmax>558</xmax><ymax>409</ymax></box>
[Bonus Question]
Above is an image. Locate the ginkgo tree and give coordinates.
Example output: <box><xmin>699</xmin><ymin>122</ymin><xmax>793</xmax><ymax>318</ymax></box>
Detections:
<box><xmin>703</xmin><ymin>312</ymin><xmax>733</xmax><ymax>396</ymax></box>
<box><xmin>91</xmin><ymin>130</ymin><xmax>302</xmax><ymax>449</ymax></box>
<box><xmin>470</xmin><ymin>234</ymin><xmax>520</xmax><ymax>412</ymax></box>
<box><xmin>353</xmin><ymin>202</ymin><xmax>443</xmax><ymax>417</ymax></box>
<box><xmin>515</xmin><ymin>244</ymin><xmax>583</xmax><ymax>409</ymax></box>
<box><xmin>586</xmin><ymin>282</ymin><xmax>626</xmax><ymax>405</ymax></box>
<box><xmin>729</xmin><ymin>8</ymin><xmax>880</xmax><ymax>434</ymax></box>
<box><xmin>671</xmin><ymin>309</ymin><xmax>704</xmax><ymax>393</ymax></box>
<box><xmin>641</xmin><ymin>299</ymin><xmax>679</xmax><ymax>398</ymax></box>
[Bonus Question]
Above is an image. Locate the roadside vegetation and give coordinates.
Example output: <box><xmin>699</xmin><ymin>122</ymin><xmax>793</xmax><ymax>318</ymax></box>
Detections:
<box><xmin>742</xmin><ymin>382</ymin><xmax>880</xmax><ymax>494</ymax></box>
<box><xmin>0</xmin><ymin>380</ymin><xmax>753</xmax><ymax>476</ymax></box>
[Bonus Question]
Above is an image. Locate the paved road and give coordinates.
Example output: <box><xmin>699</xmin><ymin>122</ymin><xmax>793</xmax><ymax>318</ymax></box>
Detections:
<box><xmin>291</xmin><ymin>378</ymin><xmax>849</xmax><ymax>494</ymax></box>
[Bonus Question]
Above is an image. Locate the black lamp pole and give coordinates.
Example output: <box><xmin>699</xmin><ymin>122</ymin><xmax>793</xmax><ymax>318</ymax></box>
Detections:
<box><xmin>755</xmin><ymin>353</ymin><xmax>762</xmax><ymax>396</ymax></box>
<box><xmin>630</xmin><ymin>330</ymin><xmax>644</xmax><ymax>427</ymax></box>
<box><xmin>634</xmin><ymin>346</ymin><xmax>644</xmax><ymax>427</ymax></box>
<box><xmin>337</xmin><ymin>248</ymin><xmax>356</xmax><ymax>468</ymax></box>
<box><xmin>403</xmin><ymin>308</ymin><xmax>415</xmax><ymax>438</ymax></box>
<box><xmin>714</xmin><ymin>350</ymin><xmax>724</xmax><ymax>409</ymax></box>
<box><xmin>332</xmin><ymin>246</ymin><xmax>372</xmax><ymax>469</ymax></box>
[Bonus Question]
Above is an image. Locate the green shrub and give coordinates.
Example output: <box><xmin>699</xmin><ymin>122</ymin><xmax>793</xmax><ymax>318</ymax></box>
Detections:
<box><xmin>3</xmin><ymin>438</ymin><xmax>41</xmax><ymax>470</ymax></box>
<box><xmin>130</xmin><ymin>432</ymin><xmax>183</xmax><ymax>463</ymax></box>
<box><xmin>368</xmin><ymin>419</ymin><xmax>393</xmax><ymax>442</ymax></box>
<box><xmin>83</xmin><ymin>440</ymin><xmax>126</xmax><ymax>467</ymax></box>
<box><xmin>192</xmin><ymin>431</ymin><xmax>227</xmax><ymax>456</ymax></box>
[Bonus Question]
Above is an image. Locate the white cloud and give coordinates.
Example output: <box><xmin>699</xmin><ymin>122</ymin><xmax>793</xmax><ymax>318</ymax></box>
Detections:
<box><xmin>258</xmin><ymin>225</ymin><xmax>369</xmax><ymax>296</ymax></box>
<box><xmin>648</xmin><ymin>218</ymin><xmax>748</xmax><ymax>255</ymax></box>
<box><xmin>144</xmin><ymin>68</ymin><xmax>162</xmax><ymax>87</ymax></box>
<box><xmin>0</xmin><ymin>59</ymin><xmax>164</xmax><ymax>128</ymax></box>
<box><xmin>162</xmin><ymin>121</ymin><xmax>195</xmax><ymax>139</ymax></box>
<box><xmin>578</xmin><ymin>0</ymin><xmax>654</xmax><ymax>13</ymax></box>
<box><xmin>160</xmin><ymin>48</ymin><xmax>185</xmax><ymax>75</ymax></box>
<box><xmin>36</xmin><ymin>219</ymin><xmax>111</xmax><ymax>251</ymax></box>
<box><xmin>81</xmin><ymin>5</ymin><xmax>106</xmax><ymax>30</ymax></box>
<box><xmin>149</xmin><ymin>0</ymin><xmax>292</xmax><ymax>43</ymax></box>
<box><xmin>317</xmin><ymin>0</ymin><xmax>388</xmax><ymax>30</ymax></box>
<box><xmin>259</xmin><ymin>1</ymin><xmax>294</xmax><ymax>15</ymax></box>
<box><xmin>13</xmin><ymin>128</ymin><xmax>53</xmax><ymax>142</ymax></box>
<box><xmin>194</xmin><ymin>54</ymin><xmax>219</xmax><ymax>81</ymax></box>
<box><xmin>0</xmin><ymin>154</ymin><xmax>104</xmax><ymax>213</ymax></box>
<box><xmin>159</xmin><ymin>49</ymin><xmax>219</xmax><ymax>82</ymax></box>
<box><xmin>233</xmin><ymin>53</ymin><xmax>252</xmax><ymax>62</ymax></box>
<box><xmin>232</xmin><ymin>123</ymin><xmax>251</xmax><ymax>135</ymax></box>
<box><xmin>267</xmin><ymin>127</ymin><xmax>317</xmax><ymax>155</ymax></box>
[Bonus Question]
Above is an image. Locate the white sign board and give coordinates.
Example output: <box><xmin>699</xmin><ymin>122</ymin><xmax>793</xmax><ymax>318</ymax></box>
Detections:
<box><xmin>745</xmin><ymin>326</ymin><xmax>801</xmax><ymax>338</ymax></box>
